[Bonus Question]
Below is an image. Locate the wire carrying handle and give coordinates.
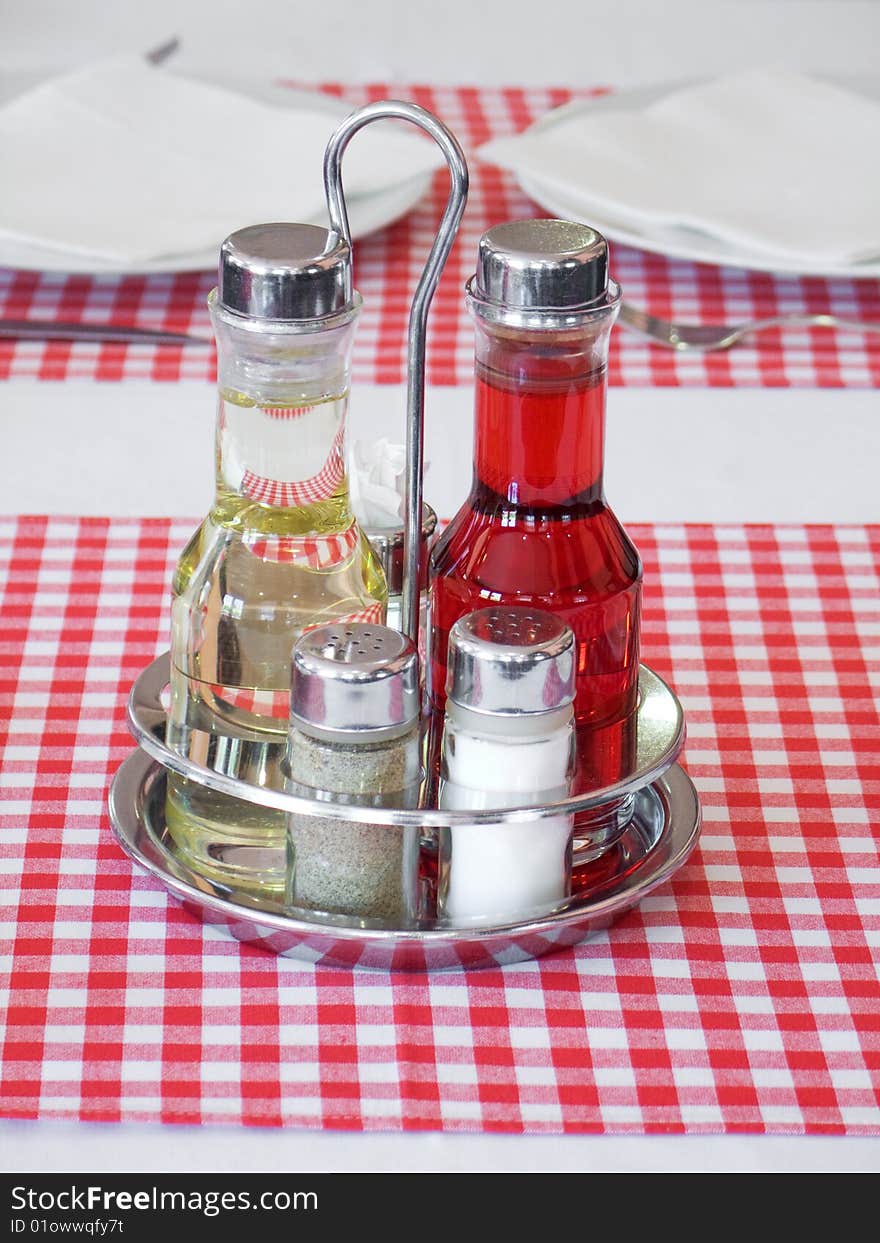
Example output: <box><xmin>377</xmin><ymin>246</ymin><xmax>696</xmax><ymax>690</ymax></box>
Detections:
<box><xmin>323</xmin><ymin>100</ymin><xmax>469</xmax><ymax>650</ymax></box>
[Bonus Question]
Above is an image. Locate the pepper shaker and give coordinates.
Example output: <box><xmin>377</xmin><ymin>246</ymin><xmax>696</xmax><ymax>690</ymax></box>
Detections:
<box><xmin>287</xmin><ymin>622</ymin><xmax>422</xmax><ymax>924</ymax></box>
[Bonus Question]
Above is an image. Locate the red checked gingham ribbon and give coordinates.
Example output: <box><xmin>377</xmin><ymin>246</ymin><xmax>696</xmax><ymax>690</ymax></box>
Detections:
<box><xmin>240</xmin><ymin>412</ymin><xmax>345</xmax><ymax>509</ymax></box>
<box><xmin>243</xmin><ymin>519</ymin><xmax>361</xmax><ymax>569</ymax></box>
<box><xmin>259</xmin><ymin>404</ymin><xmax>322</xmax><ymax>420</ymax></box>
<box><xmin>210</xmin><ymin>600</ymin><xmax>386</xmax><ymax>720</ymax></box>
<box><xmin>212</xmin><ymin>402</ymin><xmax>385</xmax><ymax>717</ymax></box>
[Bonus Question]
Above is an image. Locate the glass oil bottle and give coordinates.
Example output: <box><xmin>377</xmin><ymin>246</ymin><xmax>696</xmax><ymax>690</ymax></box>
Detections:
<box><xmin>165</xmin><ymin>223</ymin><xmax>386</xmax><ymax>899</ymax></box>
<box><xmin>429</xmin><ymin>220</ymin><xmax>642</xmax><ymax>845</ymax></box>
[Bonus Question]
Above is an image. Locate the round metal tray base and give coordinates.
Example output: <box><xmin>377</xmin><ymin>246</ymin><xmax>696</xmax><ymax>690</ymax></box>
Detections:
<box><xmin>109</xmin><ymin>748</ymin><xmax>701</xmax><ymax>971</ymax></box>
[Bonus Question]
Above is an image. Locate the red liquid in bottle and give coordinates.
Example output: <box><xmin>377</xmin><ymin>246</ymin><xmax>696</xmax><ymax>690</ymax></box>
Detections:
<box><xmin>430</xmin><ymin>340</ymin><xmax>642</xmax><ymax>789</ymax></box>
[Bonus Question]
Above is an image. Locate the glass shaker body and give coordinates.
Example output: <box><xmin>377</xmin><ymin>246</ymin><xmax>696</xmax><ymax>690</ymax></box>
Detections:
<box><xmin>287</xmin><ymin>727</ymin><xmax>422</xmax><ymax>925</ymax></box>
<box><xmin>165</xmin><ymin>295</ymin><xmax>386</xmax><ymax>899</ymax></box>
<box><xmin>286</xmin><ymin>622</ymin><xmax>422</xmax><ymax>925</ymax></box>
<box><xmin>438</xmin><ymin>707</ymin><xmax>575</xmax><ymax>924</ymax></box>
<box><xmin>436</xmin><ymin>606</ymin><xmax>577</xmax><ymax>924</ymax></box>
<box><xmin>430</xmin><ymin>302</ymin><xmax>642</xmax><ymax>757</ymax></box>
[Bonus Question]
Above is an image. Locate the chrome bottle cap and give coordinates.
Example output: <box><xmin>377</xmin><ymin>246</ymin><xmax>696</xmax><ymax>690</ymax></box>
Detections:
<box><xmin>364</xmin><ymin>504</ymin><xmax>438</xmax><ymax>596</ymax></box>
<box><xmin>291</xmin><ymin>622</ymin><xmax>419</xmax><ymax>742</ymax></box>
<box><xmin>218</xmin><ymin>222</ymin><xmax>354</xmax><ymax>321</ymax></box>
<box><xmin>475</xmin><ymin>219</ymin><xmax>608</xmax><ymax>310</ymax></box>
<box><xmin>446</xmin><ymin>606</ymin><xmax>576</xmax><ymax>716</ymax></box>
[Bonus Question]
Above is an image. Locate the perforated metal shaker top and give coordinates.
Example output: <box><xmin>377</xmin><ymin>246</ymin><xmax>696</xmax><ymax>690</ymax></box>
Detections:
<box><xmin>446</xmin><ymin>606</ymin><xmax>576</xmax><ymax>716</ymax></box>
<box><xmin>291</xmin><ymin>622</ymin><xmax>419</xmax><ymax>740</ymax></box>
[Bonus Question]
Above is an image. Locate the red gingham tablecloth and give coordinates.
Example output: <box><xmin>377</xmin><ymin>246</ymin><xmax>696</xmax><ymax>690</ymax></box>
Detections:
<box><xmin>1</xmin><ymin>515</ymin><xmax>878</xmax><ymax>1133</ymax></box>
<box><xmin>1</xmin><ymin>83</ymin><xmax>879</xmax><ymax>390</ymax></box>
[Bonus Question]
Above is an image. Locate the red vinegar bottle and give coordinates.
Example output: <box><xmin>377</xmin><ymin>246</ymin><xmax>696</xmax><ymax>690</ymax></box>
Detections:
<box><xmin>430</xmin><ymin>220</ymin><xmax>641</xmax><ymax>772</ymax></box>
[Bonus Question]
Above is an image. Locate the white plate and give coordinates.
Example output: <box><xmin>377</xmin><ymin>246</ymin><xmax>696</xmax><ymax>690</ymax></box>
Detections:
<box><xmin>0</xmin><ymin>81</ymin><xmax>432</xmax><ymax>275</ymax></box>
<box><xmin>515</xmin><ymin>78</ymin><xmax>880</xmax><ymax>279</ymax></box>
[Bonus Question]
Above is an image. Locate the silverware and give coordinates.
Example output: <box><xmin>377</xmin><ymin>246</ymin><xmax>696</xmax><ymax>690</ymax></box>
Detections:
<box><xmin>618</xmin><ymin>302</ymin><xmax>880</xmax><ymax>351</ymax></box>
<box><xmin>145</xmin><ymin>36</ymin><xmax>180</xmax><ymax>66</ymax></box>
<box><xmin>0</xmin><ymin>320</ymin><xmax>211</xmax><ymax>346</ymax></box>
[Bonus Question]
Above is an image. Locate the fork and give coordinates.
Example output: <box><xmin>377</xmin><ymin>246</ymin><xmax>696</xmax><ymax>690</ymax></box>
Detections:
<box><xmin>618</xmin><ymin>302</ymin><xmax>880</xmax><ymax>351</ymax></box>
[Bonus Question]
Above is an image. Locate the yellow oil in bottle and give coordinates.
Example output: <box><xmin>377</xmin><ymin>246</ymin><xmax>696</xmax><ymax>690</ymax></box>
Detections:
<box><xmin>165</xmin><ymin>388</ymin><xmax>387</xmax><ymax>898</ymax></box>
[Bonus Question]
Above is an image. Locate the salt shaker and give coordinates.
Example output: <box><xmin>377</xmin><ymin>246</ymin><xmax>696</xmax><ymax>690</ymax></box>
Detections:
<box><xmin>437</xmin><ymin>606</ymin><xmax>576</xmax><ymax>924</ymax></box>
<box><xmin>287</xmin><ymin>622</ymin><xmax>422</xmax><ymax>924</ymax></box>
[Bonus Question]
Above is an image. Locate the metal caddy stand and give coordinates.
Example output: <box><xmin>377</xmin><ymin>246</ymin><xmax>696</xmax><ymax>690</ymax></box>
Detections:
<box><xmin>108</xmin><ymin>102</ymin><xmax>702</xmax><ymax>972</ymax></box>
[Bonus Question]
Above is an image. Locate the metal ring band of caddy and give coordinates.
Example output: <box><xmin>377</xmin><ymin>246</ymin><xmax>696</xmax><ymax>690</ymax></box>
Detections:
<box><xmin>127</xmin><ymin>653</ymin><xmax>686</xmax><ymax>829</ymax></box>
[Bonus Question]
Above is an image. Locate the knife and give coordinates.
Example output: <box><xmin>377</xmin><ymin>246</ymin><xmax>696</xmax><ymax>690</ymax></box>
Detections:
<box><xmin>0</xmin><ymin>320</ymin><xmax>212</xmax><ymax>346</ymax></box>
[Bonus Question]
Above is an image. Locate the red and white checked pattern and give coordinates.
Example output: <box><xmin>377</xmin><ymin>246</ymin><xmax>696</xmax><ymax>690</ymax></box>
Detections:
<box><xmin>214</xmin><ymin>601</ymin><xmax>386</xmax><ymax>719</ymax></box>
<box><xmin>316</xmin><ymin>600</ymin><xmax>385</xmax><ymax>628</ymax></box>
<box><xmin>194</xmin><ymin>518</ymin><xmax>380</xmax><ymax>720</ymax></box>
<box><xmin>1</xmin><ymin>515</ymin><xmax>879</xmax><ymax>1132</ymax></box>
<box><xmin>240</xmin><ymin>423</ymin><xmax>345</xmax><ymax>509</ymax></box>
<box><xmin>261</xmin><ymin>405</ymin><xmax>322</xmax><ymax>420</ymax></box>
<box><xmin>1</xmin><ymin>83</ymin><xmax>879</xmax><ymax>389</ymax></box>
<box><xmin>244</xmin><ymin>520</ymin><xmax>360</xmax><ymax>567</ymax></box>
<box><xmin>207</xmin><ymin>684</ymin><xmax>292</xmax><ymax>721</ymax></box>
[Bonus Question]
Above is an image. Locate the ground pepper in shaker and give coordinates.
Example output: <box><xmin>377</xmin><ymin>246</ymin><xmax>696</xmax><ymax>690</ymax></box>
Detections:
<box><xmin>437</xmin><ymin>606</ymin><xmax>576</xmax><ymax>924</ymax></box>
<box><xmin>287</xmin><ymin>621</ymin><xmax>422</xmax><ymax>924</ymax></box>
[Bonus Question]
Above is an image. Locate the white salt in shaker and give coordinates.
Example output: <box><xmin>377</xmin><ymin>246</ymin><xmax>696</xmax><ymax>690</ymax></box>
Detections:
<box><xmin>437</xmin><ymin>606</ymin><xmax>576</xmax><ymax>924</ymax></box>
<box><xmin>287</xmin><ymin>622</ymin><xmax>422</xmax><ymax>924</ymax></box>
